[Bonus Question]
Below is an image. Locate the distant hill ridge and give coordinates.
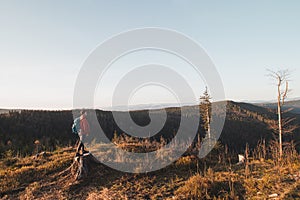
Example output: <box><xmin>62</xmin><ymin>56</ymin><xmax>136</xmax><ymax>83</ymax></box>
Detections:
<box><xmin>0</xmin><ymin>100</ymin><xmax>299</xmax><ymax>157</ymax></box>
<box><xmin>258</xmin><ymin>99</ymin><xmax>300</xmax><ymax>114</ymax></box>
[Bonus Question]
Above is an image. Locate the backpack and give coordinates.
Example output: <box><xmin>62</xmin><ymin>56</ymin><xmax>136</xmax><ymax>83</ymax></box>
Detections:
<box><xmin>72</xmin><ymin>117</ymin><xmax>81</xmax><ymax>134</ymax></box>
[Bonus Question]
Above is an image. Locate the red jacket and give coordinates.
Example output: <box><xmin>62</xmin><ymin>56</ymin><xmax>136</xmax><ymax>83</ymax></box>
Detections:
<box><xmin>80</xmin><ymin>116</ymin><xmax>90</xmax><ymax>135</ymax></box>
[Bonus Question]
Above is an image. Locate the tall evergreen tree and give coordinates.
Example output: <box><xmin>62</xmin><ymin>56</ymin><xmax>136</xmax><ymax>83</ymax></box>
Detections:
<box><xmin>199</xmin><ymin>87</ymin><xmax>212</xmax><ymax>146</ymax></box>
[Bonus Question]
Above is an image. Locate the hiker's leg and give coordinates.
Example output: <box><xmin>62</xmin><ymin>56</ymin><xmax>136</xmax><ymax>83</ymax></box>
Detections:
<box><xmin>76</xmin><ymin>138</ymin><xmax>80</xmax><ymax>152</ymax></box>
<box><xmin>82</xmin><ymin>135</ymin><xmax>86</xmax><ymax>151</ymax></box>
<box><xmin>81</xmin><ymin>134</ymin><xmax>86</xmax><ymax>152</ymax></box>
<box><xmin>81</xmin><ymin>135</ymin><xmax>89</xmax><ymax>154</ymax></box>
<box><xmin>77</xmin><ymin>141</ymin><xmax>84</xmax><ymax>153</ymax></box>
<box><xmin>77</xmin><ymin>134</ymin><xmax>84</xmax><ymax>153</ymax></box>
<box><xmin>81</xmin><ymin>142</ymin><xmax>85</xmax><ymax>151</ymax></box>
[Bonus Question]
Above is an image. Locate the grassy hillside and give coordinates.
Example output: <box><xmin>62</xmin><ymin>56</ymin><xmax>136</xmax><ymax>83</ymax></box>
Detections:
<box><xmin>1</xmin><ymin>145</ymin><xmax>300</xmax><ymax>199</ymax></box>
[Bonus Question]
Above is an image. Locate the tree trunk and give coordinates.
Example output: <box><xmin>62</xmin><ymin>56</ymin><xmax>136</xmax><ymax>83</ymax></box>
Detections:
<box><xmin>206</xmin><ymin>108</ymin><xmax>211</xmax><ymax>148</ymax></box>
<box><xmin>277</xmin><ymin>81</ymin><xmax>283</xmax><ymax>159</ymax></box>
<box><xmin>72</xmin><ymin>153</ymin><xmax>101</xmax><ymax>180</ymax></box>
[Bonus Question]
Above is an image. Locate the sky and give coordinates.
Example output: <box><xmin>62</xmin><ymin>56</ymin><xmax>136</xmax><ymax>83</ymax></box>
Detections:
<box><xmin>0</xmin><ymin>1</ymin><xmax>300</xmax><ymax>110</ymax></box>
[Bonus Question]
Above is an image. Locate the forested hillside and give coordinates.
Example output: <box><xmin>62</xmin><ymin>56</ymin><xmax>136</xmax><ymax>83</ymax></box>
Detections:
<box><xmin>259</xmin><ymin>99</ymin><xmax>300</xmax><ymax>114</ymax></box>
<box><xmin>0</xmin><ymin>101</ymin><xmax>299</xmax><ymax>158</ymax></box>
<box><xmin>0</xmin><ymin>110</ymin><xmax>76</xmax><ymax>157</ymax></box>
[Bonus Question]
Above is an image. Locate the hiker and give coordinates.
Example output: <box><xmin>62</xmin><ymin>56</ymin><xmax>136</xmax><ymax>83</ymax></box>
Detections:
<box><xmin>72</xmin><ymin>110</ymin><xmax>90</xmax><ymax>156</ymax></box>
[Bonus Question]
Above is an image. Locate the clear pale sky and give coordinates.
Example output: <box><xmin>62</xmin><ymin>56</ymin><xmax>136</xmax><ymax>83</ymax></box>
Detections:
<box><xmin>0</xmin><ymin>1</ymin><xmax>299</xmax><ymax>109</ymax></box>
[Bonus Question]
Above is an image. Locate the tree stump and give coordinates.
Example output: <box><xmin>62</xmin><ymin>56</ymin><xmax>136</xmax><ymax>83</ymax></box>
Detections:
<box><xmin>71</xmin><ymin>153</ymin><xmax>100</xmax><ymax>180</ymax></box>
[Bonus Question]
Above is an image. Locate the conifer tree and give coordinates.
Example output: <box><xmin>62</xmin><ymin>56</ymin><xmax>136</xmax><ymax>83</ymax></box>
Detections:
<box><xmin>199</xmin><ymin>87</ymin><xmax>212</xmax><ymax>147</ymax></box>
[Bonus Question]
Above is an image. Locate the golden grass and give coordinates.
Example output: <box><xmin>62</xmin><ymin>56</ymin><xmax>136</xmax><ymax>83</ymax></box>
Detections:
<box><xmin>1</xmin><ymin>144</ymin><xmax>300</xmax><ymax>200</ymax></box>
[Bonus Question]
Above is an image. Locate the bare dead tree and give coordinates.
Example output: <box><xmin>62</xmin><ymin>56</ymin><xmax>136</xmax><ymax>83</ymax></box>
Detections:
<box><xmin>267</xmin><ymin>69</ymin><xmax>292</xmax><ymax>159</ymax></box>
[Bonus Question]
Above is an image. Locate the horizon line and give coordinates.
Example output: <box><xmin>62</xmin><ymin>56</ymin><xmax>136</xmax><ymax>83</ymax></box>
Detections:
<box><xmin>1</xmin><ymin>97</ymin><xmax>299</xmax><ymax>111</ymax></box>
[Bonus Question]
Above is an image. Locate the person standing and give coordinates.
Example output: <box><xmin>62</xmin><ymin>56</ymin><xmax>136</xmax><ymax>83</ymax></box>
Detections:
<box><xmin>73</xmin><ymin>110</ymin><xmax>90</xmax><ymax>156</ymax></box>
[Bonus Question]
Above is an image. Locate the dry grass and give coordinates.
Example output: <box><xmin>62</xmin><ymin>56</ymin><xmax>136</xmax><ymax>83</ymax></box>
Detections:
<box><xmin>1</xmin><ymin>140</ymin><xmax>300</xmax><ymax>200</ymax></box>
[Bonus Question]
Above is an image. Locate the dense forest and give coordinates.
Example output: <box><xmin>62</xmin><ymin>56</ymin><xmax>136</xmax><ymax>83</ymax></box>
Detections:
<box><xmin>0</xmin><ymin>110</ymin><xmax>75</xmax><ymax>157</ymax></box>
<box><xmin>0</xmin><ymin>101</ymin><xmax>299</xmax><ymax>158</ymax></box>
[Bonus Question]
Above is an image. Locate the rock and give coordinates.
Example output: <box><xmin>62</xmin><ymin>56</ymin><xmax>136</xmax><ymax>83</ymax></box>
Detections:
<box><xmin>236</xmin><ymin>154</ymin><xmax>245</xmax><ymax>165</ymax></box>
<box><xmin>268</xmin><ymin>193</ymin><xmax>278</xmax><ymax>198</ymax></box>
